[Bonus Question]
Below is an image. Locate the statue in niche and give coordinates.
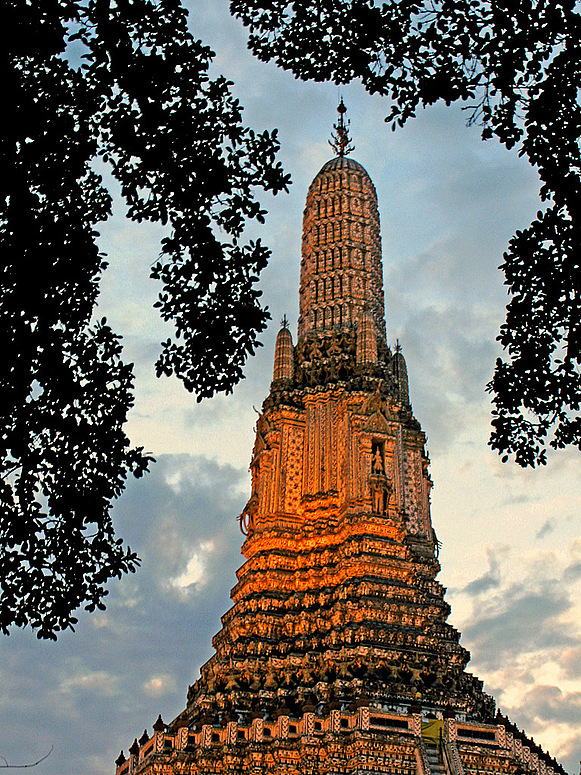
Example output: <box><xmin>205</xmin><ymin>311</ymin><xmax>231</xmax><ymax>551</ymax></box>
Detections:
<box><xmin>372</xmin><ymin>446</ymin><xmax>384</xmax><ymax>475</ymax></box>
<box><xmin>371</xmin><ymin>441</ymin><xmax>385</xmax><ymax>474</ymax></box>
<box><xmin>372</xmin><ymin>485</ymin><xmax>385</xmax><ymax>515</ymax></box>
<box><xmin>369</xmin><ymin>440</ymin><xmax>392</xmax><ymax>515</ymax></box>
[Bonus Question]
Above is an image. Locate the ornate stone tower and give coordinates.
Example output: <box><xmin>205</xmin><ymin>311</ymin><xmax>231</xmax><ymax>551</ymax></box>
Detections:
<box><xmin>115</xmin><ymin>107</ymin><xmax>566</xmax><ymax>775</ymax></box>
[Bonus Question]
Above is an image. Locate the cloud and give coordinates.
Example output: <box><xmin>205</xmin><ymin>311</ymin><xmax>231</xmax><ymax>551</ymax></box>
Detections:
<box><xmin>520</xmin><ymin>685</ymin><xmax>581</xmax><ymax>726</ymax></box>
<box><xmin>143</xmin><ymin>674</ymin><xmax>177</xmax><ymax>697</ymax></box>
<box><xmin>394</xmin><ymin>305</ymin><xmax>499</xmax><ymax>454</ymax></box>
<box><xmin>0</xmin><ymin>453</ymin><xmax>247</xmax><ymax>775</ymax></box>
<box><xmin>170</xmin><ymin>541</ymin><xmax>216</xmax><ymax>592</ymax></box>
<box><xmin>463</xmin><ymin>547</ymin><xmax>503</xmax><ymax>596</ymax></box>
<box><xmin>448</xmin><ymin>541</ymin><xmax>581</xmax><ymax>772</ymax></box>
<box><xmin>456</xmin><ymin>541</ymin><xmax>581</xmax><ymax>674</ymax></box>
<box><xmin>536</xmin><ymin>520</ymin><xmax>555</xmax><ymax>540</ymax></box>
<box><xmin>464</xmin><ymin>584</ymin><xmax>574</xmax><ymax>670</ymax></box>
<box><xmin>564</xmin><ymin>561</ymin><xmax>581</xmax><ymax>583</ymax></box>
<box><xmin>560</xmin><ymin>648</ymin><xmax>581</xmax><ymax>680</ymax></box>
<box><xmin>501</xmin><ymin>684</ymin><xmax>581</xmax><ymax>766</ymax></box>
<box><xmin>59</xmin><ymin>670</ymin><xmax>120</xmax><ymax>698</ymax></box>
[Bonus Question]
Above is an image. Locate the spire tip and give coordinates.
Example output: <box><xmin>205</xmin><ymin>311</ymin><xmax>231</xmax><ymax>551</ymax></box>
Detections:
<box><xmin>329</xmin><ymin>99</ymin><xmax>355</xmax><ymax>157</ymax></box>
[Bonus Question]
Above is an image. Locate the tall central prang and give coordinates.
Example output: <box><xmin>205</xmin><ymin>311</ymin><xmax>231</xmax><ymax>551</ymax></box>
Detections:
<box><xmin>115</xmin><ymin>106</ymin><xmax>566</xmax><ymax>775</ymax></box>
<box><xmin>198</xmin><ymin>99</ymin><xmax>490</xmax><ymax>722</ymax></box>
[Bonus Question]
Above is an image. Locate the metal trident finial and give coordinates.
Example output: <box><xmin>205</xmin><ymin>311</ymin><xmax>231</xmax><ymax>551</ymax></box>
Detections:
<box><xmin>329</xmin><ymin>99</ymin><xmax>355</xmax><ymax>157</ymax></box>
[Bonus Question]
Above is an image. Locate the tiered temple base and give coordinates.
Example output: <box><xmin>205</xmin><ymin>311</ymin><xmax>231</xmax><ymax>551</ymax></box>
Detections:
<box><xmin>116</xmin><ymin>709</ymin><xmax>566</xmax><ymax>775</ymax></box>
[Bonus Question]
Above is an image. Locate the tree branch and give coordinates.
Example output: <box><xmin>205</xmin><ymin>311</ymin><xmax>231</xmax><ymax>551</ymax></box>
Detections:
<box><xmin>0</xmin><ymin>746</ymin><xmax>54</xmax><ymax>769</ymax></box>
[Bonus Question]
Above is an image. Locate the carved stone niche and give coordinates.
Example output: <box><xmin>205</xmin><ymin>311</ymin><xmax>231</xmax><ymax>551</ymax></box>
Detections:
<box><xmin>371</xmin><ymin>440</ymin><xmax>385</xmax><ymax>475</ymax></box>
<box><xmin>368</xmin><ymin>440</ymin><xmax>392</xmax><ymax>515</ymax></box>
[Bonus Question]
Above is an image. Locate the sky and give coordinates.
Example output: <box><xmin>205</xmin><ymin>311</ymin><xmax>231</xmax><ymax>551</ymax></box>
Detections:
<box><xmin>2</xmin><ymin>2</ymin><xmax>581</xmax><ymax>773</ymax></box>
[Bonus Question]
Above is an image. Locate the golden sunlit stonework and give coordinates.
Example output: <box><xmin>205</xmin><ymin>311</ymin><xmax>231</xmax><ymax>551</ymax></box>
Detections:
<box><xmin>116</xmin><ymin>118</ymin><xmax>567</xmax><ymax>775</ymax></box>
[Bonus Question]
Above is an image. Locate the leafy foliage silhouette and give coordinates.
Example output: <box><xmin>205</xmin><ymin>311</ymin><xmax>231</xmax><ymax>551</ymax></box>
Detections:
<box><xmin>1</xmin><ymin>0</ymin><xmax>288</xmax><ymax>638</ymax></box>
<box><xmin>231</xmin><ymin>0</ymin><xmax>581</xmax><ymax>467</ymax></box>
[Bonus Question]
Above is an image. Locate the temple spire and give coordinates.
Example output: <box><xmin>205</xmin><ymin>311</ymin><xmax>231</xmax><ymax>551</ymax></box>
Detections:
<box><xmin>329</xmin><ymin>99</ymin><xmax>355</xmax><ymax>157</ymax></box>
<box><xmin>299</xmin><ymin>135</ymin><xmax>385</xmax><ymax>343</ymax></box>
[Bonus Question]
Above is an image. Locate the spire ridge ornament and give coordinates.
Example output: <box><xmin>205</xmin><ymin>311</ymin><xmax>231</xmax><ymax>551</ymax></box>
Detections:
<box><xmin>329</xmin><ymin>98</ymin><xmax>355</xmax><ymax>157</ymax></box>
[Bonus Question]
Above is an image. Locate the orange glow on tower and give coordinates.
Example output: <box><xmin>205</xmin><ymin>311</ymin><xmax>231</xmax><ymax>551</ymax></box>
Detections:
<box><xmin>115</xmin><ymin>107</ymin><xmax>567</xmax><ymax>775</ymax></box>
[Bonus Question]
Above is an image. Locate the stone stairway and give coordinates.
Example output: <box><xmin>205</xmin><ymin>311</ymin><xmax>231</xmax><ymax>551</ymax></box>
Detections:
<box><xmin>425</xmin><ymin>741</ymin><xmax>446</xmax><ymax>775</ymax></box>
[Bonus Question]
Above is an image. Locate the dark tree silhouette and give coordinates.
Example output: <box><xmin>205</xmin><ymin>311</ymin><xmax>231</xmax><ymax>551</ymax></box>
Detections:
<box><xmin>231</xmin><ymin>0</ymin><xmax>581</xmax><ymax>467</ymax></box>
<box><xmin>1</xmin><ymin>0</ymin><xmax>288</xmax><ymax>639</ymax></box>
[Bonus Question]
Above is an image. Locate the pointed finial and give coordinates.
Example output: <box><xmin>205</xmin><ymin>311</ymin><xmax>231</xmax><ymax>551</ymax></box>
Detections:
<box><xmin>280</xmin><ymin>314</ymin><xmax>289</xmax><ymax>329</ymax></box>
<box><xmin>329</xmin><ymin>99</ymin><xmax>355</xmax><ymax>157</ymax></box>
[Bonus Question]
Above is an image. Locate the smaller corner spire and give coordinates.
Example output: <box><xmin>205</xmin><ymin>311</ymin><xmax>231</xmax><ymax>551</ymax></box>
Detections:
<box><xmin>329</xmin><ymin>98</ymin><xmax>355</xmax><ymax>157</ymax></box>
